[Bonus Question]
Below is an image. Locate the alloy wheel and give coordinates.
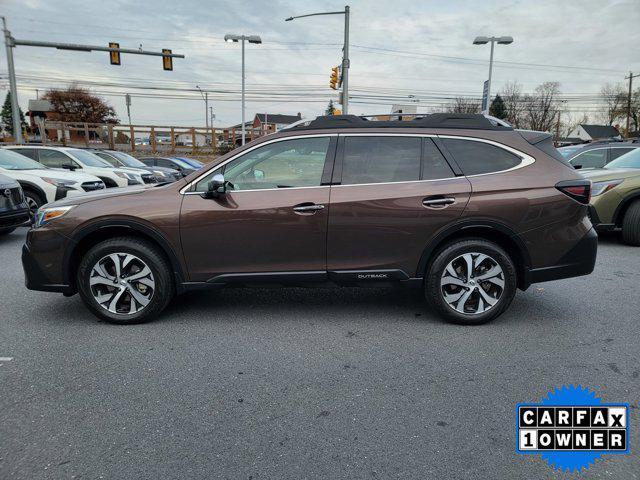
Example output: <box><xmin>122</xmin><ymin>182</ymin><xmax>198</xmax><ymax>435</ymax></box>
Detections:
<box><xmin>89</xmin><ymin>253</ymin><xmax>155</xmax><ymax>315</ymax></box>
<box><xmin>25</xmin><ymin>196</ymin><xmax>39</xmax><ymax>217</ymax></box>
<box><xmin>440</xmin><ymin>252</ymin><xmax>505</xmax><ymax>315</ymax></box>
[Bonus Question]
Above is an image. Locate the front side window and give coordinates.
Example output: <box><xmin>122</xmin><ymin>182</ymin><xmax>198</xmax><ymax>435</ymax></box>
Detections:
<box><xmin>67</xmin><ymin>149</ymin><xmax>112</xmax><ymax>167</ymax></box>
<box><xmin>38</xmin><ymin>149</ymin><xmax>77</xmax><ymax>169</ymax></box>
<box><xmin>570</xmin><ymin>149</ymin><xmax>607</xmax><ymax>169</ymax></box>
<box><xmin>195</xmin><ymin>137</ymin><xmax>331</xmax><ymax>191</ymax></box>
<box><xmin>341</xmin><ymin>136</ymin><xmax>421</xmax><ymax>185</ymax></box>
<box><xmin>441</xmin><ymin>138</ymin><xmax>522</xmax><ymax>176</ymax></box>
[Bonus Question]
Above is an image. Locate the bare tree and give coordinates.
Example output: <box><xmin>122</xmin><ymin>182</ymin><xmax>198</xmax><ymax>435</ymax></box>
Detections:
<box><xmin>444</xmin><ymin>97</ymin><xmax>481</xmax><ymax>114</ymax></box>
<box><xmin>599</xmin><ymin>83</ymin><xmax>626</xmax><ymax>126</ymax></box>
<box><xmin>500</xmin><ymin>81</ymin><xmax>526</xmax><ymax>128</ymax></box>
<box><xmin>522</xmin><ymin>82</ymin><xmax>562</xmax><ymax>132</ymax></box>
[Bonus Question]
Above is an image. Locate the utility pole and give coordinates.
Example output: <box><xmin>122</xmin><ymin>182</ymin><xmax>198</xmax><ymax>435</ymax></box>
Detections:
<box><xmin>196</xmin><ymin>85</ymin><xmax>209</xmax><ymax>129</ymax></box>
<box><xmin>2</xmin><ymin>17</ymin><xmax>23</xmax><ymax>143</ymax></box>
<box><xmin>286</xmin><ymin>5</ymin><xmax>350</xmax><ymax>114</ymax></box>
<box><xmin>1</xmin><ymin>16</ymin><xmax>184</xmax><ymax>144</ymax></box>
<box><xmin>125</xmin><ymin>93</ymin><xmax>132</xmax><ymax>125</ymax></box>
<box><xmin>625</xmin><ymin>72</ymin><xmax>639</xmax><ymax>137</ymax></box>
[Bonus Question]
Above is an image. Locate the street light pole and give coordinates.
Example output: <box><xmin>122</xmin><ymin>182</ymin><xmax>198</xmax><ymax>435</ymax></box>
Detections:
<box><xmin>2</xmin><ymin>17</ymin><xmax>23</xmax><ymax>143</ymax></box>
<box><xmin>225</xmin><ymin>33</ymin><xmax>262</xmax><ymax>145</ymax></box>
<box><xmin>285</xmin><ymin>6</ymin><xmax>350</xmax><ymax>114</ymax></box>
<box><xmin>473</xmin><ymin>35</ymin><xmax>513</xmax><ymax>115</ymax></box>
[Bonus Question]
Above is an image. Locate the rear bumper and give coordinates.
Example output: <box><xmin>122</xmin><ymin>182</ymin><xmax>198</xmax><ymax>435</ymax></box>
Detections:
<box><xmin>523</xmin><ymin>227</ymin><xmax>598</xmax><ymax>287</ymax></box>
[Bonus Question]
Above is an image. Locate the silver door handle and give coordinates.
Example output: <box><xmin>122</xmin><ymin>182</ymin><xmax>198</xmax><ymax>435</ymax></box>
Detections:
<box><xmin>293</xmin><ymin>204</ymin><xmax>325</xmax><ymax>212</ymax></box>
<box><xmin>422</xmin><ymin>197</ymin><xmax>455</xmax><ymax>207</ymax></box>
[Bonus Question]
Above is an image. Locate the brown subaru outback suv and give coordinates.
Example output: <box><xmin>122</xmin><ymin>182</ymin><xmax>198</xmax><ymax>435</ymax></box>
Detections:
<box><xmin>22</xmin><ymin>114</ymin><xmax>597</xmax><ymax>325</ymax></box>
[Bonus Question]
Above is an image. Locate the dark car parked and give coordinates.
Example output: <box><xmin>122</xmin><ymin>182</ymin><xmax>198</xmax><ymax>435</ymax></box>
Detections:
<box><xmin>22</xmin><ymin>114</ymin><xmax>596</xmax><ymax>325</ymax></box>
<box><xmin>89</xmin><ymin>150</ymin><xmax>183</xmax><ymax>183</ymax></box>
<box><xmin>558</xmin><ymin>141</ymin><xmax>640</xmax><ymax>169</ymax></box>
<box><xmin>0</xmin><ymin>173</ymin><xmax>30</xmax><ymax>235</ymax></box>
<box><xmin>138</xmin><ymin>156</ymin><xmax>199</xmax><ymax>176</ymax></box>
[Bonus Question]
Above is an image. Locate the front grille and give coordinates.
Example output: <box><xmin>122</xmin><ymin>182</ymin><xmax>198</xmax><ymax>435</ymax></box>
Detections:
<box><xmin>82</xmin><ymin>181</ymin><xmax>106</xmax><ymax>192</ymax></box>
<box><xmin>142</xmin><ymin>174</ymin><xmax>157</xmax><ymax>184</ymax></box>
<box><xmin>10</xmin><ymin>187</ymin><xmax>23</xmax><ymax>204</ymax></box>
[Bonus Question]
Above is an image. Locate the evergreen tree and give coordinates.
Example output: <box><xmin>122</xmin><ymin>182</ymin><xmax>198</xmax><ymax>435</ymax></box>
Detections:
<box><xmin>325</xmin><ymin>100</ymin><xmax>336</xmax><ymax>116</ymax></box>
<box><xmin>489</xmin><ymin>94</ymin><xmax>507</xmax><ymax>120</ymax></box>
<box><xmin>1</xmin><ymin>92</ymin><xmax>26</xmax><ymax>135</ymax></box>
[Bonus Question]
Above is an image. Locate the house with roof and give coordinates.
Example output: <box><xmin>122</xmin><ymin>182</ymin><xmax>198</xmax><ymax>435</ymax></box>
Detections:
<box><xmin>569</xmin><ymin>124</ymin><xmax>622</xmax><ymax>142</ymax></box>
<box><xmin>252</xmin><ymin>113</ymin><xmax>302</xmax><ymax>134</ymax></box>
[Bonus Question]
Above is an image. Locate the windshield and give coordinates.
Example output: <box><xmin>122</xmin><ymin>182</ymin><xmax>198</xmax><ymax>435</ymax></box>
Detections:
<box><xmin>605</xmin><ymin>148</ymin><xmax>640</xmax><ymax>169</ymax></box>
<box><xmin>67</xmin><ymin>149</ymin><xmax>112</xmax><ymax>167</ymax></box>
<box><xmin>0</xmin><ymin>149</ymin><xmax>47</xmax><ymax>170</ymax></box>
<box><xmin>111</xmin><ymin>151</ymin><xmax>147</xmax><ymax>168</ymax></box>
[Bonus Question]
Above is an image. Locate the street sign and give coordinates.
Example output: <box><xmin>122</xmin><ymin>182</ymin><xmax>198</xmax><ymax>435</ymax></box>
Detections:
<box><xmin>162</xmin><ymin>49</ymin><xmax>173</xmax><ymax>71</ymax></box>
<box><xmin>109</xmin><ymin>42</ymin><xmax>121</xmax><ymax>65</ymax></box>
<box><xmin>481</xmin><ymin>80</ymin><xmax>489</xmax><ymax>113</ymax></box>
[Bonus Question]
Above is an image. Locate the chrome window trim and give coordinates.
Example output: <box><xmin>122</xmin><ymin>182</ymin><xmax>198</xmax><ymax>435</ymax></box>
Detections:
<box><xmin>437</xmin><ymin>135</ymin><xmax>535</xmax><ymax>176</ymax></box>
<box><xmin>180</xmin><ymin>133</ymin><xmax>337</xmax><ymax>195</ymax></box>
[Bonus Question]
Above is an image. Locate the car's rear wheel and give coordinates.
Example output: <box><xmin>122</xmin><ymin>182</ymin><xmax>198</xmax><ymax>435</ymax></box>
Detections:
<box><xmin>621</xmin><ymin>200</ymin><xmax>640</xmax><ymax>246</ymax></box>
<box><xmin>425</xmin><ymin>238</ymin><xmax>517</xmax><ymax>325</ymax></box>
<box><xmin>77</xmin><ymin>237</ymin><xmax>174</xmax><ymax>324</ymax></box>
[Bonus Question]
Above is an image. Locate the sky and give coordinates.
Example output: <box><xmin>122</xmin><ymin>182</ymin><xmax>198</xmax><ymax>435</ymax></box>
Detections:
<box><xmin>1</xmin><ymin>0</ymin><xmax>639</xmax><ymax>128</ymax></box>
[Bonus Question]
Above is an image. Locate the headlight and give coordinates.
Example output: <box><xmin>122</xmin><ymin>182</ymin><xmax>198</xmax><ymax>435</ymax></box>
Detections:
<box><xmin>34</xmin><ymin>205</ymin><xmax>75</xmax><ymax>228</ymax></box>
<box><xmin>591</xmin><ymin>179</ymin><xmax>623</xmax><ymax>196</ymax></box>
<box><xmin>42</xmin><ymin>177</ymin><xmax>76</xmax><ymax>188</ymax></box>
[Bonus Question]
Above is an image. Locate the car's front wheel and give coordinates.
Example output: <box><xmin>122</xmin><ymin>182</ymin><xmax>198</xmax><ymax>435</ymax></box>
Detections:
<box><xmin>425</xmin><ymin>238</ymin><xmax>517</xmax><ymax>325</ymax></box>
<box><xmin>77</xmin><ymin>237</ymin><xmax>174</xmax><ymax>324</ymax></box>
<box><xmin>621</xmin><ymin>200</ymin><xmax>640</xmax><ymax>246</ymax></box>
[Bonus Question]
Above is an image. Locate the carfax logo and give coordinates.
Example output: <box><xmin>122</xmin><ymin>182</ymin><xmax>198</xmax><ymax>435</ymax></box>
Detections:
<box><xmin>516</xmin><ymin>385</ymin><xmax>630</xmax><ymax>472</ymax></box>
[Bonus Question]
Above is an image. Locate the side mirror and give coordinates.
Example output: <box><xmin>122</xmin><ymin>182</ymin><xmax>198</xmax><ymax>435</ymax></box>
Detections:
<box><xmin>203</xmin><ymin>173</ymin><xmax>227</xmax><ymax>198</ymax></box>
<box><xmin>573</xmin><ymin>164</ymin><xmax>583</xmax><ymax>170</ymax></box>
<box><xmin>62</xmin><ymin>164</ymin><xmax>77</xmax><ymax>171</ymax></box>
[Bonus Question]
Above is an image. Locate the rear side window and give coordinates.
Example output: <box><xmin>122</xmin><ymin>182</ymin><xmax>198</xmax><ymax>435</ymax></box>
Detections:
<box><xmin>570</xmin><ymin>149</ymin><xmax>607</xmax><ymax>169</ymax></box>
<box><xmin>441</xmin><ymin>138</ymin><xmax>521</xmax><ymax>175</ymax></box>
<box><xmin>609</xmin><ymin>147</ymin><xmax>635</xmax><ymax>161</ymax></box>
<box><xmin>341</xmin><ymin>136</ymin><xmax>421</xmax><ymax>185</ymax></box>
<box><xmin>422</xmin><ymin>139</ymin><xmax>454</xmax><ymax>180</ymax></box>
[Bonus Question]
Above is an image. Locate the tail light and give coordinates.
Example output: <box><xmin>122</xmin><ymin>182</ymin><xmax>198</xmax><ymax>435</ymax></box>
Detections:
<box><xmin>555</xmin><ymin>179</ymin><xmax>591</xmax><ymax>205</ymax></box>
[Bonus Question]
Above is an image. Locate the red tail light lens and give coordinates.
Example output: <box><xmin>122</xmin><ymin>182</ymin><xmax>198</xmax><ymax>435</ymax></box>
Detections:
<box><xmin>555</xmin><ymin>180</ymin><xmax>591</xmax><ymax>205</ymax></box>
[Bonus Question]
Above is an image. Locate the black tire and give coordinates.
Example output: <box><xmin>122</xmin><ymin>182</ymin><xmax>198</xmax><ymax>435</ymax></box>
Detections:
<box><xmin>0</xmin><ymin>227</ymin><xmax>17</xmax><ymax>236</ymax></box>
<box><xmin>425</xmin><ymin>238</ymin><xmax>517</xmax><ymax>325</ymax></box>
<box><xmin>76</xmin><ymin>236</ymin><xmax>174</xmax><ymax>324</ymax></box>
<box><xmin>621</xmin><ymin>200</ymin><xmax>640</xmax><ymax>246</ymax></box>
<box><xmin>23</xmin><ymin>189</ymin><xmax>44</xmax><ymax>218</ymax></box>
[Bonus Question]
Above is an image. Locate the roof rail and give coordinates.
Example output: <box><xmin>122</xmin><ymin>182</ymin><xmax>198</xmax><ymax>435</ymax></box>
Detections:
<box><xmin>289</xmin><ymin>113</ymin><xmax>512</xmax><ymax>131</ymax></box>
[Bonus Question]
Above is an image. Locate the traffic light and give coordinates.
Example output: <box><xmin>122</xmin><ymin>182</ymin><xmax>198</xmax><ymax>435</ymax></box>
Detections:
<box><xmin>162</xmin><ymin>49</ymin><xmax>173</xmax><ymax>71</ymax></box>
<box><xmin>329</xmin><ymin>66</ymin><xmax>339</xmax><ymax>90</ymax></box>
<box><xmin>109</xmin><ymin>42</ymin><xmax>121</xmax><ymax>65</ymax></box>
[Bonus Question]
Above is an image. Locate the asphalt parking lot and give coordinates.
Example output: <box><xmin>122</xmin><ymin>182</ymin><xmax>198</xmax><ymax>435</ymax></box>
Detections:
<box><xmin>1</xmin><ymin>227</ymin><xmax>638</xmax><ymax>479</ymax></box>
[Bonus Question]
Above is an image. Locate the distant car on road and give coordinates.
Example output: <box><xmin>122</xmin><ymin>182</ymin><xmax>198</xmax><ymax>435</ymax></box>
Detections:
<box><xmin>5</xmin><ymin>146</ymin><xmax>146</xmax><ymax>188</ymax></box>
<box><xmin>138</xmin><ymin>156</ymin><xmax>199</xmax><ymax>176</ymax></box>
<box><xmin>558</xmin><ymin>141</ymin><xmax>640</xmax><ymax>169</ymax></box>
<box><xmin>88</xmin><ymin>149</ymin><xmax>182</xmax><ymax>183</ymax></box>
<box><xmin>0</xmin><ymin>173</ymin><xmax>30</xmax><ymax>235</ymax></box>
<box><xmin>0</xmin><ymin>148</ymin><xmax>105</xmax><ymax>215</ymax></box>
<box><xmin>580</xmin><ymin>148</ymin><xmax>640</xmax><ymax>245</ymax></box>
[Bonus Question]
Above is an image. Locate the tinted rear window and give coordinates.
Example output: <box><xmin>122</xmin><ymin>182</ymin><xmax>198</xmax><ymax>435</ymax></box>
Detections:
<box><xmin>341</xmin><ymin>136</ymin><xmax>421</xmax><ymax>185</ymax></box>
<box><xmin>441</xmin><ymin>138</ymin><xmax>521</xmax><ymax>175</ymax></box>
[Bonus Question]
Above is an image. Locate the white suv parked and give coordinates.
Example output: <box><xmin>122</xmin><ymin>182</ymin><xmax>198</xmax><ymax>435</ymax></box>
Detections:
<box><xmin>0</xmin><ymin>148</ymin><xmax>105</xmax><ymax>214</ymax></box>
<box><xmin>5</xmin><ymin>146</ymin><xmax>147</xmax><ymax>188</ymax></box>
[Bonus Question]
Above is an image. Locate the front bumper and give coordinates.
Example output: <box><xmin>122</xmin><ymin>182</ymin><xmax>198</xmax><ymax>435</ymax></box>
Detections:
<box><xmin>588</xmin><ymin>205</ymin><xmax>616</xmax><ymax>231</ymax></box>
<box><xmin>22</xmin><ymin>228</ymin><xmax>75</xmax><ymax>294</ymax></box>
<box><xmin>0</xmin><ymin>208</ymin><xmax>30</xmax><ymax>229</ymax></box>
<box><xmin>524</xmin><ymin>227</ymin><xmax>598</xmax><ymax>287</ymax></box>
